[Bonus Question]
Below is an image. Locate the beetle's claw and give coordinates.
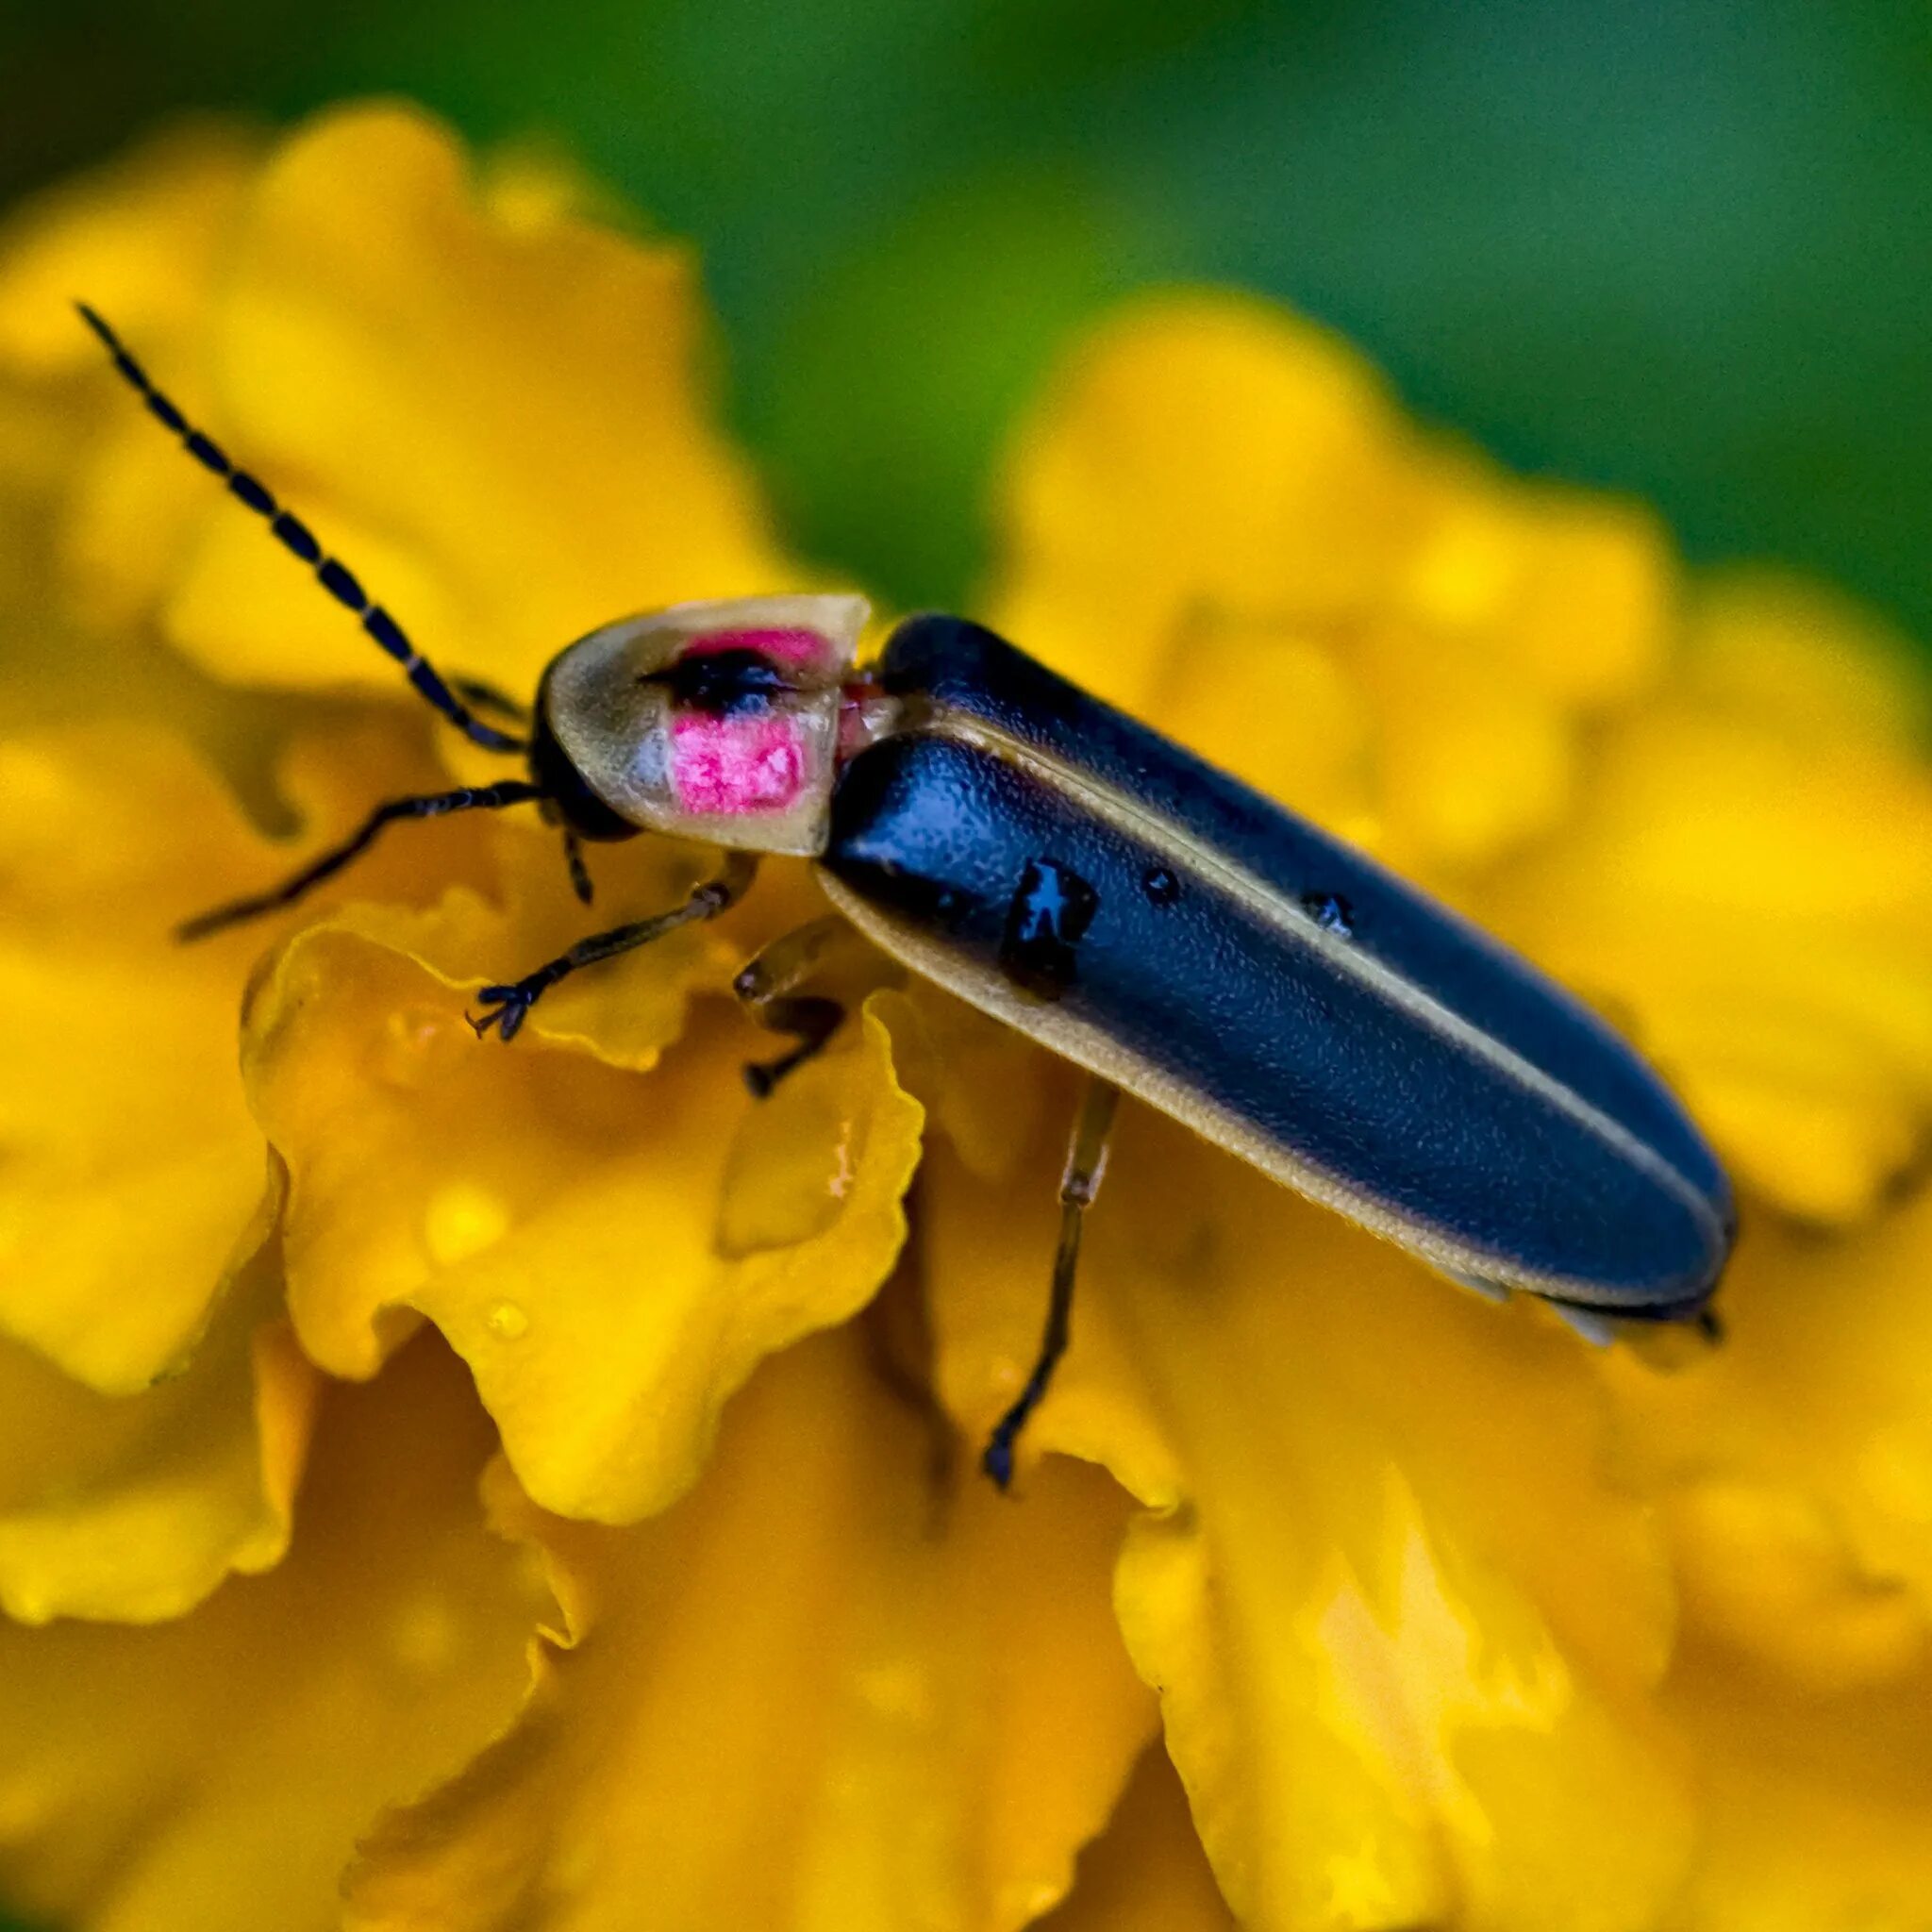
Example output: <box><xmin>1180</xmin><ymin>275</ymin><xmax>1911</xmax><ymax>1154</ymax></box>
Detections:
<box><xmin>468</xmin><ymin>982</ymin><xmax>535</xmax><ymax>1041</ymax></box>
<box><xmin>979</xmin><ymin>1430</ymin><xmax>1016</xmax><ymax>1492</ymax></box>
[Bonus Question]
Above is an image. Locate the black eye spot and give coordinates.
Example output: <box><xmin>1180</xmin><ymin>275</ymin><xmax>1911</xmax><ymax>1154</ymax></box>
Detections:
<box><xmin>1301</xmin><ymin>891</ymin><xmax>1355</xmax><ymax>937</ymax></box>
<box><xmin>641</xmin><ymin>648</ymin><xmax>792</xmax><ymax>717</ymax></box>
<box><xmin>1000</xmin><ymin>858</ymin><xmax>1099</xmax><ymax>1000</ymax></box>
<box><xmin>1141</xmin><ymin>865</ymin><xmax>1181</xmax><ymax>908</ymax></box>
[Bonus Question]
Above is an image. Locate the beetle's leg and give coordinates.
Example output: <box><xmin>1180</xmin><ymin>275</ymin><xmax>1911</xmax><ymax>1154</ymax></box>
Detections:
<box><xmin>176</xmin><ymin>779</ymin><xmax>548</xmax><ymax>941</ymax></box>
<box><xmin>471</xmin><ymin>851</ymin><xmax>758</xmax><ymax>1042</ymax></box>
<box><xmin>982</xmin><ymin>1074</ymin><xmax>1121</xmax><ymax>1491</ymax></box>
<box><xmin>561</xmin><ymin>827</ymin><xmax>594</xmax><ymax>906</ymax></box>
<box><xmin>732</xmin><ymin>913</ymin><xmax>852</xmax><ymax>1096</ymax></box>
<box><xmin>450</xmin><ymin>676</ymin><xmax>530</xmax><ymax>725</ymax></box>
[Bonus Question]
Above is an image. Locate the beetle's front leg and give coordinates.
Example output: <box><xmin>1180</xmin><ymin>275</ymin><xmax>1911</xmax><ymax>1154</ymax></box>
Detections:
<box><xmin>732</xmin><ymin>913</ymin><xmax>855</xmax><ymax>1095</ymax></box>
<box><xmin>448</xmin><ymin>675</ymin><xmax>529</xmax><ymax>725</ymax></box>
<box><xmin>177</xmin><ymin>779</ymin><xmax>547</xmax><ymax>941</ymax></box>
<box><xmin>471</xmin><ymin>851</ymin><xmax>758</xmax><ymax>1041</ymax></box>
<box><xmin>982</xmin><ymin>1074</ymin><xmax>1121</xmax><ymax>1491</ymax></box>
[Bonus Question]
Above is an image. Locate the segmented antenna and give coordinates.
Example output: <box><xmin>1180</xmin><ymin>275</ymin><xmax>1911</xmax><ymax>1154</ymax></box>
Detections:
<box><xmin>74</xmin><ymin>302</ymin><xmax>525</xmax><ymax>755</ymax></box>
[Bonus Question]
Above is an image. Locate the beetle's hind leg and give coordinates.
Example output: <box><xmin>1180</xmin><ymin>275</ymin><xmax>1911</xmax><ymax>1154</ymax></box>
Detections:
<box><xmin>732</xmin><ymin>914</ymin><xmax>854</xmax><ymax>1096</ymax></box>
<box><xmin>471</xmin><ymin>851</ymin><xmax>758</xmax><ymax>1041</ymax></box>
<box><xmin>982</xmin><ymin>1074</ymin><xmax>1120</xmax><ymax>1491</ymax></box>
<box><xmin>176</xmin><ymin>778</ymin><xmax>547</xmax><ymax>941</ymax></box>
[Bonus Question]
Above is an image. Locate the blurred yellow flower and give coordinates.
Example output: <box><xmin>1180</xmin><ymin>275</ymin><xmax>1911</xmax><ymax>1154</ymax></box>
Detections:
<box><xmin>2</xmin><ymin>99</ymin><xmax>1931</xmax><ymax>1932</ymax></box>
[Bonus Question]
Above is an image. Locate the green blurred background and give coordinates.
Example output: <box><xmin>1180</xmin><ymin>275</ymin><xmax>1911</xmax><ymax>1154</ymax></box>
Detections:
<box><xmin>5</xmin><ymin>0</ymin><xmax>1931</xmax><ymax>641</ymax></box>
<box><xmin>0</xmin><ymin>5</ymin><xmax>1925</xmax><ymax>1925</ymax></box>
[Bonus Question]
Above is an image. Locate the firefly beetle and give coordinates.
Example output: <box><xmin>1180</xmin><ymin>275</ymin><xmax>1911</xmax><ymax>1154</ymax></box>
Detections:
<box><xmin>79</xmin><ymin>303</ymin><xmax>1735</xmax><ymax>1488</ymax></box>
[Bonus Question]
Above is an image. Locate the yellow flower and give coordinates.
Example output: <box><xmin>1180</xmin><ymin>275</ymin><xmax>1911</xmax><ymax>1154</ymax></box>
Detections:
<box><xmin>2</xmin><ymin>99</ymin><xmax>1931</xmax><ymax>1932</ymax></box>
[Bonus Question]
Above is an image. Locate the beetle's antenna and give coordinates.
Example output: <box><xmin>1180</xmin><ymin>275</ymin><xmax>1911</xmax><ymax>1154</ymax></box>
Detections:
<box><xmin>74</xmin><ymin>302</ymin><xmax>525</xmax><ymax>756</ymax></box>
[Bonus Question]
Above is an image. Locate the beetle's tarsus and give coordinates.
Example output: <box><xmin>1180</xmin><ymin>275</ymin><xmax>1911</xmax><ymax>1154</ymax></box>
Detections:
<box><xmin>980</xmin><ymin>1433</ymin><xmax>1017</xmax><ymax>1492</ymax></box>
<box><xmin>740</xmin><ymin>1036</ymin><xmax>830</xmax><ymax>1097</ymax></box>
<box><xmin>739</xmin><ymin>1010</ymin><xmax>841</xmax><ymax>1097</ymax></box>
<box><xmin>469</xmin><ymin>853</ymin><xmax>759</xmax><ymax>1047</ymax></box>
<box><xmin>469</xmin><ymin>982</ymin><xmax>540</xmax><ymax>1041</ymax></box>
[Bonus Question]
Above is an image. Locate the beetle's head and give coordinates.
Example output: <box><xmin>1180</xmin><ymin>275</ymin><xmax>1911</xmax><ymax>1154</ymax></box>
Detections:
<box><xmin>534</xmin><ymin>593</ymin><xmax>871</xmax><ymax>855</ymax></box>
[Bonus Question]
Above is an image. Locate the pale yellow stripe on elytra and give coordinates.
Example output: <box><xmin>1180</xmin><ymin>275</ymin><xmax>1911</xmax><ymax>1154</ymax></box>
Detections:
<box><xmin>922</xmin><ymin>710</ymin><xmax>1722</xmax><ymax>1245</ymax></box>
<box><xmin>820</xmin><ymin>868</ymin><xmax>1614</xmax><ymax>1302</ymax></box>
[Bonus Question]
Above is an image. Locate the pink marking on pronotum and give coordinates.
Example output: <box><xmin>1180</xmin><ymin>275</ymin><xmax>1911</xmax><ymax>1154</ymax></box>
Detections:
<box><xmin>680</xmin><ymin>626</ymin><xmax>828</xmax><ymax>668</ymax></box>
<box><xmin>671</xmin><ymin>713</ymin><xmax>807</xmax><ymax>816</ymax></box>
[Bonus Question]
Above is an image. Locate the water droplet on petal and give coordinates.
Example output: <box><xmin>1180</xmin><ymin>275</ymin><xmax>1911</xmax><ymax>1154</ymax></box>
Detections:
<box><xmin>424</xmin><ymin>1180</ymin><xmax>510</xmax><ymax>1268</ymax></box>
<box><xmin>485</xmin><ymin>1299</ymin><xmax>530</xmax><ymax>1341</ymax></box>
<box><xmin>854</xmin><ymin>1657</ymin><xmax>935</xmax><ymax>1723</ymax></box>
<box><xmin>997</xmin><ymin>1879</ymin><xmax>1065</xmax><ymax>1925</ymax></box>
<box><xmin>374</xmin><ymin>1003</ymin><xmax>469</xmax><ymax>1089</ymax></box>
<box><xmin>387</xmin><ymin>1591</ymin><xmax>460</xmax><ymax>1675</ymax></box>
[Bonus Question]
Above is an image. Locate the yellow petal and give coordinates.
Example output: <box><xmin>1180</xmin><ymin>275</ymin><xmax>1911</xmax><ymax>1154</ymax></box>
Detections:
<box><xmin>1483</xmin><ymin>623</ymin><xmax>1932</xmax><ymax>1224</ymax></box>
<box><xmin>924</xmin><ymin>1105</ymin><xmax>1691</xmax><ymax>1931</ymax></box>
<box><xmin>423</xmin><ymin>1001</ymin><xmax>924</xmax><ymax>1522</ymax></box>
<box><xmin>1607</xmin><ymin>1189</ymin><xmax>1932</xmax><ymax>1687</ymax></box>
<box><xmin>348</xmin><ymin>1325</ymin><xmax>1155</xmax><ymax>1932</ymax></box>
<box><xmin>0</xmin><ymin>724</ymin><xmax>276</xmax><ymax>1390</ymax></box>
<box><xmin>1399</xmin><ymin>462</ymin><xmax>1673</xmax><ymax>711</ymax></box>
<box><xmin>0</xmin><ymin>122</ymin><xmax>256</xmax><ymax>375</ymax></box>
<box><xmin>150</xmin><ymin>102</ymin><xmax>785</xmax><ymax>704</ymax></box>
<box><xmin>985</xmin><ymin>291</ymin><xmax>1677</xmax><ymax>879</ymax></box>
<box><xmin>0</xmin><ymin>1336</ymin><xmax>542</xmax><ymax>1932</ymax></box>
<box><xmin>1354</xmin><ymin>616</ymin><xmax>1575</xmax><ymax>874</ymax></box>
<box><xmin>1130</xmin><ymin>606</ymin><xmax>1378</xmax><ymax>842</ymax></box>
<box><xmin>242</xmin><ymin>856</ymin><xmax>722</xmax><ymax>1380</ymax></box>
<box><xmin>0</xmin><ymin>1237</ymin><xmax>317</xmax><ymax>1625</ymax></box>
<box><xmin>1683</xmin><ymin>568</ymin><xmax>1931</xmax><ymax>746</ymax></box>
<box><xmin>248</xmin><ymin>867</ymin><xmax>925</xmax><ymax>1519</ymax></box>
<box><xmin>0</xmin><ymin>122</ymin><xmax>264</xmax><ymax>650</ymax></box>
<box><xmin>1657</xmin><ymin>1646</ymin><xmax>1932</xmax><ymax>1929</ymax></box>
<box><xmin>871</xmin><ymin>981</ymin><xmax>1052</xmax><ymax>1185</ymax></box>
<box><xmin>988</xmin><ymin>291</ymin><xmax>1417</xmax><ymax>715</ymax></box>
<box><xmin>1040</xmin><ymin>1745</ymin><xmax>1236</xmax><ymax>1932</ymax></box>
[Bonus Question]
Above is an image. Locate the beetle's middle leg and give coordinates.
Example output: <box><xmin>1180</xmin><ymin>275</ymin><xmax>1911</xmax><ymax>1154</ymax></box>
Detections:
<box><xmin>471</xmin><ymin>851</ymin><xmax>758</xmax><ymax>1041</ymax></box>
<box><xmin>732</xmin><ymin>914</ymin><xmax>855</xmax><ymax>1096</ymax></box>
<box><xmin>982</xmin><ymin>1074</ymin><xmax>1120</xmax><ymax>1491</ymax></box>
<box><xmin>559</xmin><ymin>826</ymin><xmax>594</xmax><ymax>906</ymax></box>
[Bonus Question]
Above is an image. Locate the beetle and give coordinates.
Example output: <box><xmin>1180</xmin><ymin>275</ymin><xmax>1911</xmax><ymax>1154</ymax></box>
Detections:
<box><xmin>78</xmin><ymin>303</ymin><xmax>1735</xmax><ymax>1488</ymax></box>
